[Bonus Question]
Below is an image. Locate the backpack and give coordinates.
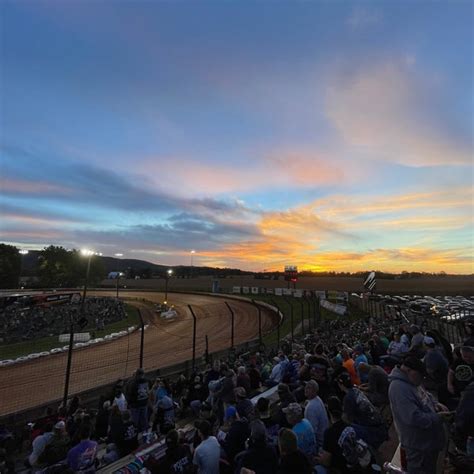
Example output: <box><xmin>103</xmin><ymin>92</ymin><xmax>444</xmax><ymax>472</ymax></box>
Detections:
<box><xmin>338</xmin><ymin>426</ymin><xmax>371</xmax><ymax>468</ymax></box>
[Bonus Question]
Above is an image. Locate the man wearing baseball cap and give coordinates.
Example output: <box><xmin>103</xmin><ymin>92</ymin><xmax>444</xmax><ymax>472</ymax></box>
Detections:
<box><xmin>388</xmin><ymin>356</ymin><xmax>449</xmax><ymax>473</ymax></box>
<box><xmin>282</xmin><ymin>402</ymin><xmax>317</xmax><ymax>461</ymax></box>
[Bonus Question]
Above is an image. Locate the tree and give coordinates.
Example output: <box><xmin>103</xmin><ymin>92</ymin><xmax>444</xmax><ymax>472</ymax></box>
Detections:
<box><xmin>37</xmin><ymin>246</ymin><xmax>106</xmax><ymax>288</ymax></box>
<box><xmin>0</xmin><ymin>244</ymin><xmax>21</xmax><ymax>289</ymax></box>
<box><xmin>38</xmin><ymin>246</ymin><xmax>79</xmax><ymax>287</ymax></box>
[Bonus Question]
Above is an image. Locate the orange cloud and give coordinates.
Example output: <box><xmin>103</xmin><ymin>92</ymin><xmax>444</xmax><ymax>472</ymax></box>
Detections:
<box><xmin>136</xmin><ymin>149</ymin><xmax>353</xmax><ymax>197</ymax></box>
<box><xmin>196</xmin><ymin>187</ymin><xmax>473</xmax><ymax>273</ymax></box>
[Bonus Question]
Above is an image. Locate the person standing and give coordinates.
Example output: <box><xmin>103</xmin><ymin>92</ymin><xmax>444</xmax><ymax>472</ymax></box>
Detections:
<box><xmin>127</xmin><ymin>368</ymin><xmax>150</xmax><ymax>433</ymax></box>
<box><xmin>388</xmin><ymin>356</ymin><xmax>449</xmax><ymax>474</ymax></box>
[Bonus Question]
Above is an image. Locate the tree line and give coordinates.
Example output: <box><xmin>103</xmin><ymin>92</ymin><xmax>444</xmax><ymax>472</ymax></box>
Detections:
<box><xmin>0</xmin><ymin>244</ymin><xmax>105</xmax><ymax>289</ymax></box>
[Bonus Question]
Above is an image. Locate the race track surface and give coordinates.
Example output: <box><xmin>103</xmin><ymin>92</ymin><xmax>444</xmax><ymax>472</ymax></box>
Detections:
<box><xmin>0</xmin><ymin>291</ymin><xmax>276</xmax><ymax>417</ymax></box>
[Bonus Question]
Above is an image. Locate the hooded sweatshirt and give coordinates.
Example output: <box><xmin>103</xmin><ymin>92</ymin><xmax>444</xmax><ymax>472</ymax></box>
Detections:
<box><xmin>388</xmin><ymin>367</ymin><xmax>445</xmax><ymax>451</ymax></box>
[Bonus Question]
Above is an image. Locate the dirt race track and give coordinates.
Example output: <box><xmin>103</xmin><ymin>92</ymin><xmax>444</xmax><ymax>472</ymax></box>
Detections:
<box><xmin>0</xmin><ymin>291</ymin><xmax>277</xmax><ymax>417</ymax></box>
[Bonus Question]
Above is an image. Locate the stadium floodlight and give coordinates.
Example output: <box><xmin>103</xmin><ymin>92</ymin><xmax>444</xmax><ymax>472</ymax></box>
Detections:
<box><xmin>167</xmin><ymin>269</ymin><xmax>173</xmax><ymax>275</ymax></box>
<box><xmin>19</xmin><ymin>249</ymin><xmax>29</xmax><ymax>255</ymax></box>
<box><xmin>81</xmin><ymin>249</ymin><xmax>94</xmax><ymax>257</ymax></box>
<box><xmin>114</xmin><ymin>253</ymin><xmax>123</xmax><ymax>257</ymax></box>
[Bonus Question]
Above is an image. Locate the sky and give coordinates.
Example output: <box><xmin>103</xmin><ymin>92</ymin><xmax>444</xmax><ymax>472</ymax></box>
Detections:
<box><xmin>0</xmin><ymin>1</ymin><xmax>473</xmax><ymax>273</ymax></box>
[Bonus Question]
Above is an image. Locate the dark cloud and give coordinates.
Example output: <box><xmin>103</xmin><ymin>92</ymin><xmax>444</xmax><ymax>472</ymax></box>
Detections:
<box><xmin>1</xmin><ymin>144</ymin><xmax>251</xmax><ymax>216</ymax></box>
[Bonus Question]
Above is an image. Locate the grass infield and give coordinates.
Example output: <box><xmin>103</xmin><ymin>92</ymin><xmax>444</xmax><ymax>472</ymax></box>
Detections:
<box><xmin>0</xmin><ymin>303</ymin><xmax>140</xmax><ymax>360</ymax></box>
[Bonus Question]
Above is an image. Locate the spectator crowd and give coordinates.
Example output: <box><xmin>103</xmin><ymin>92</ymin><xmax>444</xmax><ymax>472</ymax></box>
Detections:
<box><xmin>1</xmin><ymin>307</ymin><xmax>473</xmax><ymax>474</ymax></box>
<box><xmin>0</xmin><ymin>298</ymin><xmax>126</xmax><ymax>344</ymax></box>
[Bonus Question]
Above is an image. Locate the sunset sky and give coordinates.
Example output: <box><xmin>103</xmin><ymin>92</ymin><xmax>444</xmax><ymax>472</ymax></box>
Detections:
<box><xmin>1</xmin><ymin>1</ymin><xmax>473</xmax><ymax>273</ymax></box>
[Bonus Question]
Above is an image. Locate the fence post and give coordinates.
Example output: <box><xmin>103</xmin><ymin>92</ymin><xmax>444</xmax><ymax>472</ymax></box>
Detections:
<box><xmin>188</xmin><ymin>305</ymin><xmax>197</xmax><ymax>371</ymax></box>
<box><xmin>284</xmin><ymin>297</ymin><xmax>294</xmax><ymax>342</ymax></box>
<box><xmin>299</xmin><ymin>299</ymin><xmax>307</xmax><ymax>334</ymax></box>
<box><xmin>63</xmin><ymin>317</ymin><xmax>74</xmax><ymax>409</ymax></box>
<box><xmin>300</xmin><ymin>298</ymin><xmax>305</xmax><ymax>336</ymax></box>
<box><xmin>316</xmin><ymin>297</ymin><xmax>321</xmax><ymax>326</ymax></box>
<box><xmin>306</xmin><ymin>297</ymin><xmax>312</xmax><ymax>333</ymax></box>
<box><xmin>138</xmin><ymin>309</ymin><xmax>145</xmax><ymax>369</ymax></box>
<box><xmin>225</xmin><ymin>302</ymin><xmax>235</xmax><ymax>349</ymax></box>
<box><xmin>252</xmin><ymin>300</ymin><xmax>262</xmax><ymax>345</ymax></box>
<box><xmin>272</xmin><ymin>300</ymin><xmax>281</xmax><ymax>349</ymax></box>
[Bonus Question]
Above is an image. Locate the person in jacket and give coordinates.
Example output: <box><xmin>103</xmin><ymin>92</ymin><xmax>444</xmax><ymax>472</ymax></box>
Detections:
<box><xmin>235</xmin><ymin>420</ymin><xmax>278</xmax><ymax>474</ymax></box>
<box><xmin>388</xmin><ymin>356</ymin><xmax>450</xmax><ymax>474</ymax></box>
<box><xmin>126</xmin><ymin>368</ymin><xmax>150</xmax><ymax>432</ymax></box>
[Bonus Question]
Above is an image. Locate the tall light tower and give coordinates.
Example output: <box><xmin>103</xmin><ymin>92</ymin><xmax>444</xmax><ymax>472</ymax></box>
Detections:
<box><xmin>190</xmin><ymin>250</ymin><xmax>196</xmax><ymax>278</ymax></box>
<box><xmin>114</xmin><ymin>253</ymin><xmax>124</xmax><ymax>298</ymax></box>
<box><xmin>80</xmin><ymin>249</ymin><xmax>102</xmax><ymax>313</ymax></box>
<box><xmin>19</xmin><ymin>249</ymin><xmax>29</xmax><ymax>289</ymax></box>
<box><xmin>164</xmin><ymin>269</ymin><xmax>173</xmax><ymax>305</ymax></box>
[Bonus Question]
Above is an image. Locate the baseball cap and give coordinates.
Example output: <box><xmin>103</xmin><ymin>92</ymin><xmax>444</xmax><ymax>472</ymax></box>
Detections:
<box><xmin>54</xmin><ymin>420</ymin><xmax>66</xmax><ymax>430</ymax></box>
<box><xmin>282</xmin><ymin>402</ymin><xmax>302</xmax><ymax>417</ymax></box>
<box><xmin>402</xmin><ymin>356</ymin><xmax>426</xmax><ymax>374</ymax></box>
<box><xmin>424</xmin><ymin>336</ymin><xmax>435</xmax><ymax>346</ymax></box>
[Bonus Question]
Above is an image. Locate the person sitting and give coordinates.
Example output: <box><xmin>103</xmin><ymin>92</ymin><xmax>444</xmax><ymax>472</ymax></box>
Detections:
<box><xmin>27</xmin><ymin>422</ymin><xmax>54</xmax><ymax>467</ymax></box>
<box><xmin>423</xmin><ymin>336</ymin><xmax>449</xmax><ymax>396</ymax></box>
<box><xmin>193</xmin><ymin>420</ymin><xmax>220</xmax><ymax>474</ymax></box>
<box><xmin>358</xmin><ymin>362</ymin><xmax>390</xmax><ymax>408</ymax></box>
<box><xmin>235</xmin><ymin>420</ymin><xmax>278</xmax><ymax>474</ymax></box>
<box><xmin>337</xmin><ymin>372</ymin><xmax>387</xmax><ymax>450</ymax></box>
<box><xmin>146</xmin><ymin>429</ymin><xmax>193</xmax><ymax>474</ymax></box>
<box><xmin>38</xmin><ymin>420</ymin><xmax>70</xmax><ymax>467</ymax></box>
<box><xmin>236</xmin><ymin>366</ymin><xmax>252</xmax><ymax>395</ymax></box>
<box><xmin>66</xmin><ymin>425</ymin><xmax>98</xmax><ymax>473</ymax></box>
<box><xmin>303</xmin><ymin>380</ymin><xmax>329</xmax><ymax>451</ymax></box>
<box><xmin>341</xmin><ymin>349</ymin><xmax>360</xmax><ymax>385</ymax></box>
<box><xmin>353</xmin><ymin>345</ymin><xmax>369</xmax><ymax>384</ymax></box>
<box><xmin>277</xmin><ymin>428</ymin><xmax>312</xmax><ymax>474</ymax></box>
<box><xmin>117</xmin><ymin>410</ymin><xmax>138</xmax><ymax>456</ymax></box>
<box><xmin>235</xmin><ymin>386</ymin><xmax>254</xmax><ymax>420</ymax></box>
<box><xmin>222</xmin><ymin>406</ymin><xmax>250</xmax><ymax>464</ymax></box>
<box><xmin>316</xmin><ymin>396</ymin><xmax>350</xmax><ymax>473</ymax></box>
<box><xmin>282</xmin><ymin>402</ymin><xmax>317</xmax><ymax>461</ymax></box>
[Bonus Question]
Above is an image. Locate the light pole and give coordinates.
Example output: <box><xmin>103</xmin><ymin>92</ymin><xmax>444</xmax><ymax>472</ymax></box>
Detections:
<box><xmin>114</xmin><ymin>253</ymin><xmax>124</xmax><ymax>298</ymax></box>
<box><xmin>80</xmin><ymin>249</ymin><xmax>102</xmax><ymax>313</ymax></box>
<box><xmin>164</xmin><ymin>269</ymin><xmax>173</xmax><ymax>305</ymax></box>
<box><xmin>190</xmin><ymin>250</ymin><xmax>195</xmax><ymax>278</ymax></box>
<box><xmin>18</xmin><ymin>249</ymin><xmax>29</xmax><ymax>289</ymax></box>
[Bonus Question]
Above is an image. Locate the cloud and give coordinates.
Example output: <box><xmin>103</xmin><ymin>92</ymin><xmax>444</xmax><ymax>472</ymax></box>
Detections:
<box><xmin>346</xmin><ymin>8</ymin><xmax>382</xmax><ymax>29</ymax></box>
<box><xmin>135</xmin><ymin>148</ymin><xmax>357</xmax><ymax>197</ymax></box>
<box><xmin>326</xmin><ymin>60</ymin><xmax>472</xmax><ymax>166</ymax></box>
<box><xmin>0</xmin><ymin>145</ymin><xmax>254</xmax><ymax>216</ymax></box>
